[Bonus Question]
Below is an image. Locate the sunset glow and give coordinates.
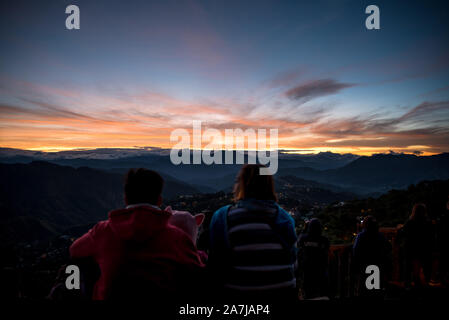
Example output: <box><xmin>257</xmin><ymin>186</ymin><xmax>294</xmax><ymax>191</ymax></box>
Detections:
<box><xmin>1</xmin><ymin>0</ymin><xmax>448</xmax><ymax>155</ymax></box>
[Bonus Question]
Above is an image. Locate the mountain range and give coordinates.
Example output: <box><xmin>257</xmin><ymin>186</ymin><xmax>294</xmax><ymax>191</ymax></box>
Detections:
<box><xmin>1</xmin><ymin>147</ymin><xmax>449</xmax><ymax>195</ymax></box>
<box><xmin>0</xmin><ymin>161</ymin><xmax>199</xmax><ymax>244</ymax></box>
<box><xmin>1</xmin><ymin>148</ymin><xmax>449</xmax><ymax>244</ymax></box>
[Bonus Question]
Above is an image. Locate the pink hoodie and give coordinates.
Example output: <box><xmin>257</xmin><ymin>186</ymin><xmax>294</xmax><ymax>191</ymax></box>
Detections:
<box><xmin>70</xmin><ymin>204</ymin><xmax>204</xmax><ymax>300</ymax></box>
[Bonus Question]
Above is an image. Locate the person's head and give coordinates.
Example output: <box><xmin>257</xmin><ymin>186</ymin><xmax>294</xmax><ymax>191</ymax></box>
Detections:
<box><xmin>307</xmin><ymin>218</ymin><xmax>322</xmax><ymax>237</ymax></box>
<box><xmin>124</xmin><ymin>168</ymin><xmax>164</xmax><ymax>206</ymax></box>
<box><xmin>362</xmin><ymin>215</ymin><xmax>378</xmax><ymax>233</ymax></box>
<box><xmin>233</xmin><ymin>164</ymin><xmax>277</xmax><ymax>202</ymax></box>
<box><xmin>410</xmin><ymin>203</ymin><xmax>428</xmax><ymax>221</ymax></box>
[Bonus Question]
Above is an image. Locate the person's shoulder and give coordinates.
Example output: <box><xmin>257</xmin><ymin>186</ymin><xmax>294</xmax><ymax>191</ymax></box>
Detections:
<box><xmin>96</xmin><ymin>219</ymin><xmax>109</xmax><ymax>228</ymax></box>
<box><xmin>298</xmin><ymin>233</ymin><xmax>308</xmax><ymax>244</ymax></box>
<box><xmin>298</xmin><ymin>232</ymin><xmax>307</xmax><ymax>240</ymax></box>
<box><xmin>162</xmin><ymin>225</ymin><xmax>205</xmax><ymax>265</ymax></box>
<box><xmin>354</xmin><ymin>231</ymin><xmax>364</xmax><ymax>243</ymax></box>
<box><xmin>215</xmin><ymin>204</ymin><xmax>231</xmax><ymax>214</ymax></box>
<box><xmin>164</xmin><ymin>224</ymin><xmax>199</xmax><ymax>250</ymax></box>
<box><xmin>88</xmin><ymin>220</ymin><xmax>109</xmax><ymax>236</ymax></box>
<box><xmin>209</xmin><ymin>205</ymin><xmax>232</xmax><ymax>231</ymax></box>
<box><xmin>211</xmin><ymin>204</ymin><xmax>231</xmax><ymax>220</ymax></box>
<box><xmin>166</xmin><ymin>223</ymin><xmax>190</xmax><ymax>239</ymax></box>
<box><xmin>275</xmin><ymin>204</ymin><xmax>286</xmax><ymax>214</ymax></box>
<box><xmin>276</xmin><ymin>205</ymin><xmax>294</xmax><ymax>222</ymax></box>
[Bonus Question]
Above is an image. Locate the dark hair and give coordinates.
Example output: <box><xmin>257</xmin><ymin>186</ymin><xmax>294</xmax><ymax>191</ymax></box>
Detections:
<box><xmin>124</xmin><ymin>168</ymin><xmax>164</xmax><ymax>205</ymax></box>
<box><xmin>307</xmin><ymin>218</ymin><xmax>322</xmax><ymax>237</ymax></box>
<box><xmin>410</xmin><ymin>203</ymin><xmax>427</xmax><ymax>221</ymax></box>
<box><xmin>362</xmin><ymin>215</ymin><xmax>378</xmax><ymax>233</ymax></box>
<box><xmin>233</xmin><ymin>164</ymin><xmax>277</xmax><ymax>202</ymax></box>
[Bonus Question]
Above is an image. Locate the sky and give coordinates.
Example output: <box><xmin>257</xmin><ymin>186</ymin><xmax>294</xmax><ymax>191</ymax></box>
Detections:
<box><xmin>0</xmin><ymin>0</ymin><xmax>449</xmax><ymax>155</ymax></box>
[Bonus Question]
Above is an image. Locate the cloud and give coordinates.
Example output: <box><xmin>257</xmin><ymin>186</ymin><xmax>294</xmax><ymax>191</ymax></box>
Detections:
<box><xmin>19</xmin><ymin>99</ymin><xmax>98</xmax><ymax>121</ymax></box>
<box><xmin>0</xmin><ymin>103</ymin><xmax>93</xmax><ymax>121</ymax></box>
<box><xmin>1</xmin><ymin>72</ymin><xmax>448</xmax><ymax>155</ymax></box>
<box><xmin>264</xmin><ymin>68</ymin><xmax>306</xmax><ymax>88</ymax></box>
<box><xmin>305</xmin><ymin>99</ymin><xmax>449</xmax><ymax>154</ymax></box>
<box><xmin>285</xmin><ymin>78</ymin><xmax>355</xmax><ymax>101</ymax></box>
<box><xmin>399</xmin><ymin>100</ymin><xmax>449</xmax><ymax>122</ymax></box>
<box><xmin>310</xmin><ymin>100</ymin><xmax>449</xmax><ymax>138</ymax></box>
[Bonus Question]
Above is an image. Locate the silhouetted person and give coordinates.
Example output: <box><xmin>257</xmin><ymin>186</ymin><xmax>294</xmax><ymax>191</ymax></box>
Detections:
<box><xmin>70</xmin><ymin>168</ymin><xmax>205</xmax><ymax>300</ymax></box>
<box><xmin>208</xmin><ymin>164</ymin><xmax>297</xmax><ymax>301</ymax></box>
<box><xmin>353</xmin><ymin>216</ymin><xmax>391</xmax><ymax>297</ymax></box>
<box><xmin>440</xmin><ymin>198</ymin><xmax>449</xmax><ymax>285</ymax></box>
<box><xmin>297</xmin><ymin>218</ymin><xmax>329</xmax><ymax>299</ymax></box>
<box><xmin>402</xmin><ymin>203</ymin><xmax>434</xmax><ymax>288</ymax></box>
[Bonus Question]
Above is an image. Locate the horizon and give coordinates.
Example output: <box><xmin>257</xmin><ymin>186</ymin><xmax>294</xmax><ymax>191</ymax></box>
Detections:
<box><xmin>9</xmin><ymin>146</ymin><xmax>443</xmax><ymax>156</ymax></box>
<box><xmin>1</xmin><ymin>145</ymin><xmax>443</xmax><ymax>156</ymax></box>
<box><xmin>1</xmin><ymin>145</ymin><xmax>446</xmax><ymax>157</ymax></box>
<box><xmin>1</xmin><ymin>0</ymin><xmax>449</xmax><ymax>156</ymax></box>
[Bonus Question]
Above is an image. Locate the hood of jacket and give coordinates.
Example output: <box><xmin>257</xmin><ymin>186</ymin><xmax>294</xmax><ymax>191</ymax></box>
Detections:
<box><xmin>108</xmin><ymin>204</ymin><xmax>171</xmax><ymax>242</ymax></box>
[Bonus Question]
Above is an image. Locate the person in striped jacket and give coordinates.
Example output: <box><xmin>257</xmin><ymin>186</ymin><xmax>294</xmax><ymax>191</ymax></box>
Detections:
<box><xmin>208</xmin><ymin>164</ymin><xmax>298</xmax><ymax>301</ymax></box>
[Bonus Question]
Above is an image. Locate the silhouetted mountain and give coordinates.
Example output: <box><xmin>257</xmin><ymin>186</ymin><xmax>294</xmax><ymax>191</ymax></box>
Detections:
<box><xmin>2</xmin><ymin>148</ymin><xmax>449</xmax><ymax>195</ymax></box>
<box><xmin>2</xmin><ymin>147</ymin><xmax>449</xmax><ymax>194</ymax></box>
<box><xmin>0</xmin><ymin>148</ymin><xmax>359</xmax><ymax>192</ymax></box>
<box><xmin>0</xmin><ymin>159</ymin><xmax>359</xmax><ymax>245</ymax></box>
<box><xmin>275</xmin><ymin>175</ymin><xmax>357</xmax><ymax>204</ymax></box>
<box><xmin>0</xmin><ymin>161</ymin><xmax>200</xmax><ymax>244</ymax></box>
<box><xmin>0</xmin><ymin>148</ymin><xmax>358</xmax><ymax>169</ymax></box>
<box><xmin>279</xmin><ymin>153</ymin><xmax>449</xmax><ymax>194</ymax></box>
<box><xmin>279</xmin><ymin>151</ymin><xmax>359</xmax><ymax>169</ymax></box>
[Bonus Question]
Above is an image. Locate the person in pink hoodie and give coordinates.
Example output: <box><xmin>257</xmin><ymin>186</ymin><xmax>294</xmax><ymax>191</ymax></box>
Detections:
<box><xmin>70</xmin><ymin>168</ymin><xmax>205</xmax><ymax>300</ymax></box>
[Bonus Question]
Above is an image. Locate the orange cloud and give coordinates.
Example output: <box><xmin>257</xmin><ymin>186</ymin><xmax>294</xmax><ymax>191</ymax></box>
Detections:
<box><xmin>1</xmin><ymin>76</ymin><xmax>448</xmax><ymax>155</ymax></box>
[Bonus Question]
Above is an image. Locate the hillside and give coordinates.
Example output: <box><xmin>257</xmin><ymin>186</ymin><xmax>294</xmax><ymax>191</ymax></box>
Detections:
<box><xmin>279</xmin><ymin>153</ymin><xmax>449</xmax><ymax>194</ymax></box>
<box><xmin>0</xmin><ymin>160</ymin><xmax>358</xmax><ymax>245</ymax></box>
<box><xmin>0</xmin><ymin>148</ymin><xmax>359</xmax><ymax>192</ymax></box>
<box><xmin>0</xmin><ymin>161</ymin><xmax>199</xmax><ymax>244</ymax></box>
<box><xmin>316</xmin><ymin>179</ymin><xmax>449</xmax><ymax>243</ymax></box>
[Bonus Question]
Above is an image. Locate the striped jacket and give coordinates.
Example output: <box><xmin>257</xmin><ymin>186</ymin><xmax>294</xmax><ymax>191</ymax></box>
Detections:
<box><xmin>208</xmin><ymin>199</ymin><xmax>297</xmax><ymax>298</ymax></box>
